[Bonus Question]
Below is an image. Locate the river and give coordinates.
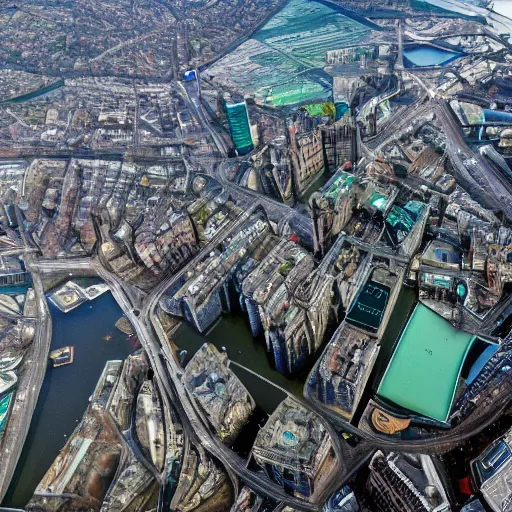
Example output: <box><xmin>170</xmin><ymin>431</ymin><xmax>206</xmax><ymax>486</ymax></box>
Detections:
<box><xmin>2</xmin><ymin>292</ymin><xmax>137</xmax><ymax>509</ymax></box>
<box><xmin>174</xmin><ymin>316</ymin><xmax>302</xmax><ymax>413</ymax></box>
<box><xmin>0</xmin><ymin>80</ymin><xmax>64</xmax><ymax>106</ymax></box>
<box><xmin>2</xmin><ymin>283</ymin><xmax>416</xmax><ymax>506</ymax></box>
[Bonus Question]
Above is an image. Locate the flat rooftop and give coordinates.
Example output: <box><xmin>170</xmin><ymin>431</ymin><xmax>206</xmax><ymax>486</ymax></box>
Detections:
<box><xmin>377</xmin><ymin>304</ymin><xmax>475</xmax><ymax>422</ymax></box>
<box><xmin>346</xmin><ymin>281</ymin><xmax>390</xmax><ymax>333</ymax></box>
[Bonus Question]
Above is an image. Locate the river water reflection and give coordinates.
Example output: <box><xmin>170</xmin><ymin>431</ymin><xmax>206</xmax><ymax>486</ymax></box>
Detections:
<box><xmin>2</xmin><ymin>292</ymin><xmax>136</xmax><ymax>508</ymax></box>
<box><xmin>2</xmin><ymin>283</ymin><xmax>417</xmax><ymax>507</ymax></box>
<box><xmin>174</xmin><ymin>316</ymin><xmax>303</xmax><ymax>413</ymax></box>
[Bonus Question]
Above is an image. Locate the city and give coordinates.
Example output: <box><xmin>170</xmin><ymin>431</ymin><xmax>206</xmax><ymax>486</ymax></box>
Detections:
<box><xmin>0</xmin><ymin>0</ymin><xmax>511</xmax><ymax>511</ymax></box>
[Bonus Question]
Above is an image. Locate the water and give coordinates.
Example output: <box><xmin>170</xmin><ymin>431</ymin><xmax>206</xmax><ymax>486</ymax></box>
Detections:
<box><xmin>403</xmin><ymin>46</ymin><xmax>462</xmax><ymax>67</ymax></box>
<box><xmin>175</xmin><ymin>287</ymin><xmax>417</xmax><ymax>423</ymax></box>
<box><xmin>2</xmin><ymin>285</ymin><xmax>416</xmax><ymax>507</ymax></box>
<box><xmin>173</xmin><ymin>315</ymin><xmax>299</xmax><ymax>459</ymax></box>
<box><xmin>0</xmin><ymin>80</ymin><xmax>64</xmax><ymax>105</ymax></box>
<box><xmin>483</xmin><ymin>108</ymin><xmax>512</xmax><ymax>124</ymax></box>
<box><xmin>174</xmin><ymin>316</ymin><xmax>304</xmax><ymax>413</ymax></box>
<box><xmin>2</xmin><ymin>292</ymin><xmax>136</xmax><ymax>508</ymax></box>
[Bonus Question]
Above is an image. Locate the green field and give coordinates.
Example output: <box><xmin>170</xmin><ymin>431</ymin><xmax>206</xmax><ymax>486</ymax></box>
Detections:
<box><xmin>209</xmin><ymin>0</ymin><xmax>370</xmax><ymax>106</ymax></box>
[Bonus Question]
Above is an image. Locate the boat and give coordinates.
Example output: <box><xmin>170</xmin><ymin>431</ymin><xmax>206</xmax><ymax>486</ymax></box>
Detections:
<box><xmin>49</xmin><ymin>346</ymin><xmax>75</xmax><ymax>367</ymax></box>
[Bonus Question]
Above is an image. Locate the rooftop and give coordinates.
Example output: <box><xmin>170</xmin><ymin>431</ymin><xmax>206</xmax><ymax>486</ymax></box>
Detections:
<box><xmin>377</xmin><ymin>303</ymin><xmax>475</xmax><ymax>422</ymax></box>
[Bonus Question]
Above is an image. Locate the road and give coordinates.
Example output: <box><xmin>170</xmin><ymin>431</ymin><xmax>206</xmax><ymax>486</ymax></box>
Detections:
<box><xmin>179</xmin><ymin>76</ymin><xmax>314</xmax><ymax>246</ymax></box>
<box><xmin>216</xmin><ymin>160</ymin><xmax>313</xmax><ymax>245</ymax></box>
<box><xmin>434</xmin><ymin>99</ymin><xmax>512</xmax><ymax>219</ymax></box>
<box><xmin>93</xmin><ymin>258</ymin><xmax>326</xmax><ymax>512</ymax></box>
<box><xmin>0</xmin><ymin>262</ymin><xmax>52</xmax><ymax>503</ymax></box>
<box><xmin>30</xmin><ymin>257</ymin><xmax>94</xmax><ymax>274</ymax></box>
<box><xmin>5</xmin><ymin>39</ymin><xmax>511</xmax><ymax>507</ymax></box>
<box><xmin>179</xmin><ymin>80</ymin><xmax>229</xmax><ymax>157</ymax></box>
<box><xmin>0</xmin><ymin>247</ymin><xmax>38</xmax><ymax>257</ymax></box>
<box><xmin>88</xmin><ymin>200</ymin><xmax>348</xmax><ymax>509</ymax></box>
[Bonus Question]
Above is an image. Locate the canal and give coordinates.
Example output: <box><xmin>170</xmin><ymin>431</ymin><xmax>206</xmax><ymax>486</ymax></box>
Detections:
<box><xmin>174</xmin><ymin>316</ymin><xmax>302</xmax><ymax>413</ymax></box>
<box><xmin>0</xmin><ymin>80</ymin><xmax>64</xmax><ymax>106</ymax></box>
<box><xmin>2</xmin><ymin>291</ymin><xmax>136</xmax><ymax>508</ymax></box>
<box><xmin>173</xmin><ymin>286</ymin><xmax>418</xmax><ymax>420</ymax></box>
<box><xmin>2</xmin><ymin>283</ymin><xmax>417</xmax><ymax>506</ymax></box>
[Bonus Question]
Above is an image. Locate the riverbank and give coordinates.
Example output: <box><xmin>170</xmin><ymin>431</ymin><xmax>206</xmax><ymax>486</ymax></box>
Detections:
<box><xmin>2</xmin><ymin>292</ymin><xmax>136</xmax><ymax>508</ymax></box>
<box><xmin>174</xmin><ymin>316</ymin><xmax>304</xmax><ymax>412</ymax></box>
<box><xmin>0</xmin><ymin>80</ymin><xmax>64</xmax><ymax>106</ymax></box>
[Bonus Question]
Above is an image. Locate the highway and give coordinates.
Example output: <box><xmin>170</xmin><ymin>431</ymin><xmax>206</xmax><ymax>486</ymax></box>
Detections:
<box><xmin>4</xmin><ymin>45</ymin><xmax>511</xmax><ymax>508</ymax></box>
<box><xmin>90</xmin><ymin>198</ymin><xmax>351</xmax><ymax>508</ymax></box>
<box><xmin>362</xmin><ymin>79</ymin><xmax>512</xmax><ymax>221</ymax></box>
<box><xmin>179</xmin><ymin>80</ymin><xmax>229</xmax><ymax>157</ymax></box>
<box><xmin>404</xmin><ymin>28</ymin><xmax>509</xmax><ymax>49</ymax></box>
<box><xmin>434</xmin><ymin>99</ymin><xmax>512</xmax><ymax>220</ymax></box>
<box><xmin>93</xmin><ymin>257</ymin><xmax>326</xmax><ymax>512</ymax></box>
<box><xmin>0</xmin><ymin>261</ymin><xmax>52</xmax><ymax>503</ymax></box>
<box><xmin>141</xmin><ymin>206</ymin><xmax>346</xmax><ymax>507</ymax></box>
<box><xmin>163</xmin><ymin>74</ymin><xmax>512</xmax><ymax>504</ymax></box>
<box><xmin>89</xmin><ymin>205</ymin><xmax>336</xmax><ymax>510</ymax></box>
<box><xmin>216</xmin><ymin>160</ymin><xmax>314</xmax><ymax>245</ymax></box>
<box><xmin>343</xmin><ymin>235</ymin><xmax>410</xmax><ymax>265</ymax></box>
<box><xmin>179</xmin><ymin>76</ymin><xmax>314</xmax><ymax>246</ymax></box>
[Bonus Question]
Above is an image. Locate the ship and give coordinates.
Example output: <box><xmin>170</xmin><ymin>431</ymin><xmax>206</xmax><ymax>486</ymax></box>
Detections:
<box><xmin>49</xmin><ymin>346</ymin><xmax>75</xmax><ymax>368</ymax></box>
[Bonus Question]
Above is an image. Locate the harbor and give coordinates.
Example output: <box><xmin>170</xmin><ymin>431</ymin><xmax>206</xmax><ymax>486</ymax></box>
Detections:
<box><xmin>2</xmin><ymin>291</ymin><xmax>136</xmax><ymax>509</ymax></box>
<box><xmin>47</xmin><ymin>280</ymin><xmax>109</xmax><ymax>313</ymax></box>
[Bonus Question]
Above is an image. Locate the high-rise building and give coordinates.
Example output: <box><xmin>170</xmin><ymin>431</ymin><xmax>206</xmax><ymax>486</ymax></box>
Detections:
<box><xmin>471</xmin><ymin>426</ymin><xmax>512</xmax><ymax>512</ymax></box>
<box><xmin>320</xmin><ymin>118</ymin><xmax>357</xmax><ymax>174</ymax></box>
<box><xmin>306</xmin><ymin>322</ymin><xmax>379</xmax><ymax>421</ymax></box>
<box><xmin>310</xmin><ymin>164</ymin><xmax>357</xmax><ymax>257</ymax></box>
<box><xmin>288</xmin><ymin>116</ymin><xmax>325</xmax><ymax>198</ymax></box>
<box><xmin>223</xmin><ymin>94</ymin><xmax>254</xmax><ymax>156</ymax></box>
<box><xmin>253</xmin><ymin>399</ymin><xmax>336</xmax><ymax>499</ymax></box>
<box><xmin>365</xmin><ymin>451</ymin><xmax>451</xmax><ymax>512</ymax></box>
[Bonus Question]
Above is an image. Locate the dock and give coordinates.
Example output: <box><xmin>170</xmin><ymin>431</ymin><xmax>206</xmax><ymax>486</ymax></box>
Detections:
<box><xmin>48</xmin><ymin>280</ymin><xmax>109</xmax><ymax>313</ymax></box>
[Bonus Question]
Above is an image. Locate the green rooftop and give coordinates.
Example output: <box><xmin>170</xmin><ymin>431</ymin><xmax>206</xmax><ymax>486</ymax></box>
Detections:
<box><xmin>365</xmin><ymin>191</ymin><xmax>389</xmax><ymax>211</ymax></box>
<box><xmin>0</xmin><ymin>391</ymin><xmax>13</xmax><ymax>437</ymax></box>
<box><xmin>377</xmin><ymin>304</ymin><xmax>475</xmax><ymax>422</ymax></box>
<box><xmin>303</xmin><ymin>102</ymin><xmax>335</xmax><ymax>119</ymax></box>
<box><xmin>324</xmin><ymin>171</ymin><xmax>356</xmax><ymax>202</ymax></box>
<box><xmin>225</xmin><ymin>102</ymin><xmax>254</xmax><ymax>155</ymax></box>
